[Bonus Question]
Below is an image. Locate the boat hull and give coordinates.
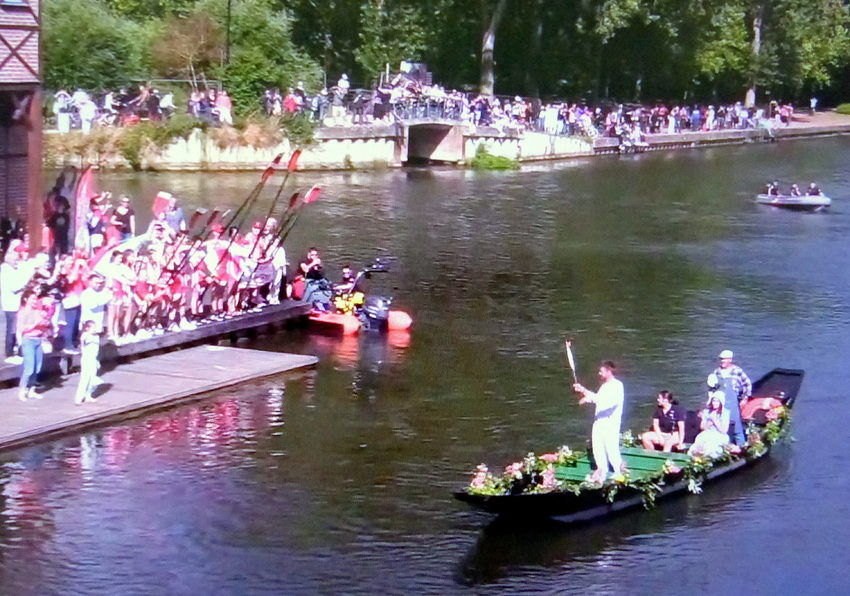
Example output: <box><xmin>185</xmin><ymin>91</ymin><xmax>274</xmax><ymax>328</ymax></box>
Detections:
<box><xmin>756</xmin><ymin>194</ymin><xmax>830</xmax><ymax>211</ymax></box>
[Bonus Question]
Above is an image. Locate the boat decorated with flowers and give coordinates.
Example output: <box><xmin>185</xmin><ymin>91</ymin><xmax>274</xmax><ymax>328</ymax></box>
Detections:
<box><xmin>455</xmin><ymin>368</ymin><xmax>803</xmax><ymax>523</ymax></box>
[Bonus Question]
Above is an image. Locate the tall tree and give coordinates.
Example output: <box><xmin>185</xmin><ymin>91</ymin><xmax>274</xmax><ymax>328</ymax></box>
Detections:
<box><xmin>356</xmin><ymin>0</ymin><xmax>427</xmax><ymax>80</ymax></box>
<box><xmin>151</xmin><ymin>12</ymin><xmax>223</xmax><ymax>87</ymax></box>
<box><xmin>480</xmin><ymin>0</ymin><xmax>509</xmax><ymax>95</ymax></box>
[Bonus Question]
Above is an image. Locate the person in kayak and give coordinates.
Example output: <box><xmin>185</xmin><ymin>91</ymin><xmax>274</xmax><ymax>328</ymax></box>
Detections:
<box><xmin>789</xmin><ymin>184</ymin><xmax>801</xmax><ymax>197</ymax></box>
<box><xmin>574</xmin><ymin>361</ymin><xmax>627</xmax><ymax>483</ymax></box>
<box><xmin>807</xmin><ymin>183</ymin><xmax>822</xmax><ymax>196</ymax></box>
<box><xmin>332</xmin><ymin>265</ymin><xmax>365</xmax><ymax>314</ymax></box>
<box><xmin>640</xmin><ymin>390</ymin><xmax>686</xmax><ymax>452</ymax></box>
<box><xmin>300</xmin><ymin>248</ymin><xmax>332</xmax><ymax>310</ymax></box>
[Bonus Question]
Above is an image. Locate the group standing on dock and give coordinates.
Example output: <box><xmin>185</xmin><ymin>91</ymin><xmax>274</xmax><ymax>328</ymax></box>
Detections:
<box><xmin>0</xmin><ymin>172</ymin><xmax>323</xmax><ymax>403</ymax></box>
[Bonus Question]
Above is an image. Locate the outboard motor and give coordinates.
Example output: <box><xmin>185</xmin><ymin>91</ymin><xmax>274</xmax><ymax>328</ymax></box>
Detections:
<box><xmin>360</xmin><ymin>295</ymin><xmax>392</xmax><ymax>332</ymax></box>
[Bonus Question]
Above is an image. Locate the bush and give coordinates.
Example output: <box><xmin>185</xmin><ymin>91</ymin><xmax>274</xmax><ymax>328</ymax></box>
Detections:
<box><xmin>469</xmin><ymin>144</ymin><xmax>520</xmax><ymax>170</ymax></box>
<box><xmin>281</xmin><ymin>113</ymin><xmax>317</xmax><ymax>146</ymax></box>
<box><xmin>835</xmin><ymin>103</ymin><xmax>850</xmax><ymax>115</ymax></box>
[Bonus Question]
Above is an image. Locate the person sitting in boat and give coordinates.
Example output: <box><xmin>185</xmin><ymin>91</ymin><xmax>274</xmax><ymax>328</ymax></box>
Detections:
<box><xmin>789</xmin><ymin>184</ymin><xmax>801</xmax><ymax>197</ymax></box>
<box><xmin>688</xmin><ymin>389</ymin><xmax>730</xmax><ymax>459</ymax></box>
<box><xmin>807</xmin><ymin>182</ymin><xmax>822</xmax><ymax>196</ymax></box>
<box><xmin>765</xmin><ymin>181</ymin><xmax>780</xmax><ymax>197</ymax></box>
<box><xmin>334</xmin><ymin>265</ymin><xmax>361</xmax><ymax>294</ymax></box>
<box><xmin>640</xmin><ymin>390</ymin><xmax>686</xmax><ymax>452</ymax></box>
<box><xmin>300</xmin><ymin>248</ymin><xmax>332</xmax><ymax>310</ymax></box>
<box><xmin>333</xmin><ymin>265</ymin><xmax>365</xmax><ymax>315</ymax></box>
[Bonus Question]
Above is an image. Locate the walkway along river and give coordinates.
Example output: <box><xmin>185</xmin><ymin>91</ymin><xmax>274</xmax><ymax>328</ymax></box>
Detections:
<box><xmin>1</xmin><ymin>136</ymin><xmax>848</xmax><ymax>594</ymax></box>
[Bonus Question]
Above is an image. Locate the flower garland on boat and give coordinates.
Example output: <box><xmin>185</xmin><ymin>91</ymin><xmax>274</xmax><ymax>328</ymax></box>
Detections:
<box><xmin>466</xmin><ymin>409</ymin><xmax>791</xmax><ymax>508</ymax></box>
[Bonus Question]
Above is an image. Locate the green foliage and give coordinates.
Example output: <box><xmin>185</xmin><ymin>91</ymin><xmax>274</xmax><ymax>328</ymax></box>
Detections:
<box><xmin>356</xmin><ymin>1</ymin><xmax>427</xmax><ymax>79</ymax></box>
<box><xmin>118</xmin><ymin>124</ymin><xmax>148</xmax><ymax>169</ymax></box>
<box><xmin>835</xmin><ymin>103</ymin><xmax>850</xmax><ymax>115</ymax></box>
<box><xmin>469</xmin><ymin>145</ymin><xmax>520</xmax><ymax>170</ymax></box>
<box><xmin>215</xmin><ymin>0</ymin><xmax>322</xmax><ymax>115</ymax></box>
<box><xmin>41</xmin><ymin>0</ymin><xmax>850</xmax><ymax>114</ymax></box>
<box><xmin>106</xmin><ymin>0</ymin><xmax>198</xmax><ymax>19</ymax></box>
<box><xmin>43</xmin><ymin>0</ymin><xmax>141</xmax><ymax>91</ymax></box>
<box><xmin>281</xmin><ymin>112</ymin><xmax>318</xmax><ymax>147</ymax></box>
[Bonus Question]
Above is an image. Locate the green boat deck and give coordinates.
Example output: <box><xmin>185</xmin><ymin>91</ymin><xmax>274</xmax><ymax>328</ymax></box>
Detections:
<box><xmin>554</xmin><ymin>447</ymin><xmax>693</xmax><ymax>483</ymax></box>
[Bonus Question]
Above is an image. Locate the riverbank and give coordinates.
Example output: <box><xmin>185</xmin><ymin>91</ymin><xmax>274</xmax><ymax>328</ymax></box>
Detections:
<box><xmin>44</xmin><ymin>111</ymin><xmax>850</xmax><ymax>171</ymax></box>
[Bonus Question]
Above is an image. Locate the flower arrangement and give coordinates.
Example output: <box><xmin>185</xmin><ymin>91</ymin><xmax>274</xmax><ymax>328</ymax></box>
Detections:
<box><xmin>465</xmin><ymin>409</ymin><xmax>793</xmax><ymax>505</ymax></box>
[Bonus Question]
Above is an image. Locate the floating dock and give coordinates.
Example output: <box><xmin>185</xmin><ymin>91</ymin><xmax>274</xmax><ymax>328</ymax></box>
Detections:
<box><xmin>0</xmin><ymin>299</ymin><xmax>311</xmax><ymax>385</ymax></box>
<box><xmin>0</xmin><ymin>344</ymin><xmax>317</xmax><ymax>452</ymax></box>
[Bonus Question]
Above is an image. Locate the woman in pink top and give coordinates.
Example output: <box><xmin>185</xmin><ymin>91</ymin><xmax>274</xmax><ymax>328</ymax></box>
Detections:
<box><xmin>16</xmin><ymin>290</ymin><xmax>56</xmax><ymax>401</ymax></box>
<box><xmin>216</xmin><ymin>91</ymin><xmax>233</xmax><ymax>125</ymax></box>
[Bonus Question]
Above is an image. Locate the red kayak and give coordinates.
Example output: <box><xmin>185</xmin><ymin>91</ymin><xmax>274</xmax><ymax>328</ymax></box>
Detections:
<box><xmin>308</xmin><ymin>309</ymin><xmax>412</xmax><ymax>335</ymax></box>
<box><xmin>309</xmin><ymin>311</ymin><xmax>361</xmax><ymax>335</ymax></box>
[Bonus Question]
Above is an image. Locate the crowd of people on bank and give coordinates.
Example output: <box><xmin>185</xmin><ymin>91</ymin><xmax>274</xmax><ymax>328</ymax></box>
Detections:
<box><xmin>0</xmin><ymin>183</ymin><xmax>295</xmax><ymax>403</ymax></box>
<box><xmin>51</xmin><ymin>63</ymin><xmax>808</xmax><ymax>145</ymax></box>
<box><xmin>51</xmin><ymin>84</ymin><xmax>233</xmax><ymax>133</ymax></box>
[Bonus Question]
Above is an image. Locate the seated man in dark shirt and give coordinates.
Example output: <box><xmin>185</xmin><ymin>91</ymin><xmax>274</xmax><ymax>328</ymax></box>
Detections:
<box><xmin>641</xmin><ymin>390</ymin><xmax>686</xmax><ymax>452</ymax></box>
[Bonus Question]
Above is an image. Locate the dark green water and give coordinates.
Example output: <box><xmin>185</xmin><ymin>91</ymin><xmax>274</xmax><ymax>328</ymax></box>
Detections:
<box><xmin>2</xmin><ymin>138</ymin><xmax>849</xmax><ymax>594</ymax></box>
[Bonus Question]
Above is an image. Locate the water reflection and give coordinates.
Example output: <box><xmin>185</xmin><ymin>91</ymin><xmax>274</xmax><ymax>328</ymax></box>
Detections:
<box><xmin>456</xmin><ymin>455</ymin><xmax>787</xmax><ymax>586</ymax></box>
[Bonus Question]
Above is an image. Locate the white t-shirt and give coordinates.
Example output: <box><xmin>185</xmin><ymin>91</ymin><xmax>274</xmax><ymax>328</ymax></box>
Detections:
<box><xmin>80</xmin><ymin>288</ymin><xmax>113</xmax><ymax>333</ymax></box>
<box><xmin>591</xmin><ymin>378</ymin><xmax>625</xmax><ymax>424</ymax></box>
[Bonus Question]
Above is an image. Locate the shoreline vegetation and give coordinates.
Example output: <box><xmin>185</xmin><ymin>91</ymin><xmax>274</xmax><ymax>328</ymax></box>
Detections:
<box><xmin>43</xmin><ymin>113</ymin><xmax>317</xmax><ymax>171</ymax></box>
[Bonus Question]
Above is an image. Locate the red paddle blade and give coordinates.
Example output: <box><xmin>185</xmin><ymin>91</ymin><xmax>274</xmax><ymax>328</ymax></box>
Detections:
<box><xmin>287</xmin><ymin>192</ymin><xmax>300</xmax><ymax>210</ymax></box>
<box><xmin>188</xmin><ymin>208</ymin><xmax>207</xmax><ymax>230</ymax></box>
<box><xmin>152</xmin><ymin>191</ymin><xmax>171</xmax><ymax>216</ymax></box>
<box><xmin>261</xmin><ymin>153</ymin><xmax>284</xmax><ymax>182</ymax></box>
<box><xmin>206</xmin><ymin>208</ymin><xmax>220</xmax><ymax>227</ymax></box>
<box><xmin>303</xmin><ymin>185</ymin><xmax>321</xmax><ymax>204</ymax></box>
<box><xmin>287</xmin><ymin>150</ymin><xmax>302</xmax><ymax>172</ymax></box>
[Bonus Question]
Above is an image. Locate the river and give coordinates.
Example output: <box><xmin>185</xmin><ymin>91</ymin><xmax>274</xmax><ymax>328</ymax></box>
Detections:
<box><xmin>1</xmin><ymin>137</ymin><xmax>849</xmax><ymax>594</ymax></box>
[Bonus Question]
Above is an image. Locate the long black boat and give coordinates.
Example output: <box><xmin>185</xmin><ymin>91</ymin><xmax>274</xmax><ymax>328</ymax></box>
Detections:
<box><xmin>455</xmin><ymin>368</ymin><xmax>803</xmax><ymax>523</ymax></box>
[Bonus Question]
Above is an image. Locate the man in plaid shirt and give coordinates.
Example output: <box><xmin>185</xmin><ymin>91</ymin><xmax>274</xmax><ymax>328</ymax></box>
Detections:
<box><xmin>712</xmin><ymin>349</ymin><xmax>752</xmax><ymax>446</ymax></box>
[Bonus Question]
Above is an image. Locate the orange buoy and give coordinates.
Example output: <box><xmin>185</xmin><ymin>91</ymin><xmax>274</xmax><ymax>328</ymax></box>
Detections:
<box><xmin>388</xmin><ymin>310</ymin><xmax>412</xmax><ymax>331</ymax></box>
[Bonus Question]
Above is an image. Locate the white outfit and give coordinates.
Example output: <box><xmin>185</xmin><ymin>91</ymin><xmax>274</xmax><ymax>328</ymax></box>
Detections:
<box><xmin>80</xmin><ymin>288</ymin><xmax>113</xmax><ymax>333</ymax></box>
<box><xmin>75</xmin><ymin>332</ymin><xmax>101</xmax><ymax>402</ymax></box>
<box><xmin>0</xmin><ymin>262</ymin><xmax>33</xmax><ymax>312</ymax></box>
<box><xmin>586</xmin><ymin>378</ymin><xmax>625</xmax><ymax>475</ymax></box>
<box><xmin>689</xmin><ymin>409</ymin><xmax>730</xmax><ymax>458</ymax></box>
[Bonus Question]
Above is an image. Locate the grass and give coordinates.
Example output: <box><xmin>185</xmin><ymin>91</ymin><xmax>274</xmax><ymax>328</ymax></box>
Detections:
<box><xmin>468</xmin><ymin>144</ymin><xmax>520</xmax><ymax>170</ymax></box>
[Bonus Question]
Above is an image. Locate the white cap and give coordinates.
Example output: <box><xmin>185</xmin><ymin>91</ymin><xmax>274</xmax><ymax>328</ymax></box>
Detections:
<box><xmin>719</xmin><ymin>349</ymin><xmax>734</xmax><ymax>359</ymax></box>
<box><xmin>708</xmin><ymin>388</ymin><xmax>726</xmax><ymax>406</ymax></box>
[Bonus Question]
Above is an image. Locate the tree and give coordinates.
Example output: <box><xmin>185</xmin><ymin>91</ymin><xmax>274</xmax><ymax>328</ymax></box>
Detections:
<box><xmin>106</xmin><ymin>0</ymin><xmax>199</xmax><ymax>19</ymax></box>
<box><xmin>216</xmin><ymin>0</ymin><xmax>322</xmax><ymax>113</ymax></box>
<box><xmin>43</xmin><ymin>0</ymin><xmax>141</xmax><ymax>91</ymax></box>
<box><xmin>480</xmin><ymin>0</ymin><xmax>509</xmax><ymax>95</ymax></box>
<box><xmin>356</xmin><ymin>0</ymin><xmax>427</xmax><ymax>80</ymax></box>
<box><xmin>151</xmin><ymin>12</ymin><xmax>224</xmax><ymax>87</ymax></box>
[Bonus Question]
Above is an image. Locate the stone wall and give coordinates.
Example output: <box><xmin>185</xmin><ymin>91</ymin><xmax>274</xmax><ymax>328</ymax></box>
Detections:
<box><xmin>45</xmin><ymin>120</ymin><xmax>850</xmax><ymax>171</ymax></box>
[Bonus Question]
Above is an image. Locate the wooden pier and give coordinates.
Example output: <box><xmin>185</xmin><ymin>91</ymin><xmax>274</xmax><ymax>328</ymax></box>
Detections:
<box><xmin>0</xmin><ymin>299</ymin><xmax>311</xmax><ymax>385</ymax></box>
<box><xmin>0</xmin><ymin>344</ymin><xmax>317</xmax><ymax>452</ymax></box>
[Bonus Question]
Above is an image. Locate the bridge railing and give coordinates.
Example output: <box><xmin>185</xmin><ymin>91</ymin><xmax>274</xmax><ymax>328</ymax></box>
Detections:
<box><xmin>391</xmin><ymin>97</ymin><xmax>465</xmax><ymax>122</ymax></box>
